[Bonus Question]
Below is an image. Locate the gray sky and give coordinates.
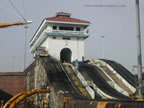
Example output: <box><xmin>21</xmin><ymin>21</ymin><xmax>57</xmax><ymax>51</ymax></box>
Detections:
<box><xmin>0</xmin><ymin>0</ymin><xmax>143</xmax><ymax>73</ymax></box>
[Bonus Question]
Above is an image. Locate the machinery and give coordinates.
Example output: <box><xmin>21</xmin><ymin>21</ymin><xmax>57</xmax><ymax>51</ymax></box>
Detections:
<box><xmin>35</xmin><ymin>47</ymin><xmax>49</xmax><ymax>58</ymax></box>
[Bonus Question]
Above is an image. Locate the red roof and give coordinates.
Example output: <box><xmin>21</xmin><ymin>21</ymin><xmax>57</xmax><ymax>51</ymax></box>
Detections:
<box><xmin>45</xmin><ymin>12</ymin><xmax>90</xmax><ymax>24</ymax></box>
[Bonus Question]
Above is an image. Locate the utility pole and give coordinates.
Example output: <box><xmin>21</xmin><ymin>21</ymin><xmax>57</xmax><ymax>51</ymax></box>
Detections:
<box><xmin>24</xmin><ymin>26</ymin><xmax>28</xmax><ymax>70</ymax></box>
<box><xmin>135</xmin><ymin>0</ymin><xmax>143</xmax><ymax>98</ymax></box>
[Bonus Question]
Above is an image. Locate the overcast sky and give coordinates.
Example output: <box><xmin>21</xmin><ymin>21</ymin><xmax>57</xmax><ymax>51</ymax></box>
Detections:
<box><xmin>0</xmin><ymin>0</ymin><xmax>143</xmax><ymax>73</ymax></box>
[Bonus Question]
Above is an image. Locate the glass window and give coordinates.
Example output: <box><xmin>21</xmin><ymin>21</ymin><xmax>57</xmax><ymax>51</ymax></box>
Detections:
<box><xmin>76</xmin><ymin>27</ymin><xmax>80</xmax><ymax>31</ymax></box>
<box><xmin>53</xmin><ymin>26</ymin><xmax>57</xmax><ymax>30</ymax></box>
<box><xmin>53</xmin><ymin>36</ymin><xmax>56</xmax><ymax>39</ymax></box>
<box><xmin>63</xmin><ymin>37</ymin><xmax>71</xmax><ymax>40</ymax></box>
<box><xmin>59</xmin><ymin>26</ymin><xmax>74</xmax><ymax>31</ymax></box>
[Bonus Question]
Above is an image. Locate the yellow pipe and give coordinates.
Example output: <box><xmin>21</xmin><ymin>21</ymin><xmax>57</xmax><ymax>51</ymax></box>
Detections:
<box><xmin>9</xmin><ymin>89</ymin><xmax>50</xmax><ymax>108</ymax></box>
<box><xmin>3</xmin><ymin>92</ymin><xmax>25</xmax><ymax>108</ymax></box>
<box><xmin>97</xmin><ymin>102</ymin><xmax>109</xmax><ymax>108</ymax></box>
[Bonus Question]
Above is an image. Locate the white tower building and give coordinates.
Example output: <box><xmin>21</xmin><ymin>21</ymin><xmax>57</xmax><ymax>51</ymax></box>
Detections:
<box><xmin>30</xmin><ymin>12</ymin><xmax>90</xmax><ymax>62</ymax></box>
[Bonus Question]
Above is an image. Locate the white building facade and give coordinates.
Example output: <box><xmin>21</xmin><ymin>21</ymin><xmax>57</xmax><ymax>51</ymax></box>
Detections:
<box><xmin>30</xmin><ymin>12</ymin><xmax>90</xmax><ymax>62</ymax></box>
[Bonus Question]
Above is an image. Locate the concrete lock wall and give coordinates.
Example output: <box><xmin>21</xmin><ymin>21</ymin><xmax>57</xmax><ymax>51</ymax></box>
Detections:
<box><xmin>26</xmin><ymin>59</ymin><xmax>49</xmax><ymax>107</ymax></box>
<box><xmin>26</xmin><ymin>58</ymin><xmax>66</xmax><ymax>108</ymax></box>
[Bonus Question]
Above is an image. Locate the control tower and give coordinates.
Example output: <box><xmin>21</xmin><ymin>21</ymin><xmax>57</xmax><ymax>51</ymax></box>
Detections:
<box><xmin>30</xmin><ymin>12</ymin><xmax>90</xmax><ymax>62</ymax></box>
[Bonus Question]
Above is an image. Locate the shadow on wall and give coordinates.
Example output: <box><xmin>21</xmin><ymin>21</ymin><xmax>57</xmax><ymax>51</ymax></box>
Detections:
<box><xmin>0</xmin><ymin>89</ymin><xmax>13</xmax><ymax>105</ymax></box>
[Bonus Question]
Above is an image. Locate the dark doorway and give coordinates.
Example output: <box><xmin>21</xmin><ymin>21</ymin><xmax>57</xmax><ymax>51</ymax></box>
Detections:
<box><xmin>60</xmin><ymin>48</ymin><xmax>72</xmax><ymax>63</ymax></box>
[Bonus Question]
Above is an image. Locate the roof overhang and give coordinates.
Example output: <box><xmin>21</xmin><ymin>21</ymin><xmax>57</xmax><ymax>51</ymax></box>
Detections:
<box><xmin>46</xmin><ymin>20</ymin><xmax>90</xmax><ymax>26</ymax></box>
<box><xmin>30</xmin><ymin>20</ymin><xmax>47</xmax><ymax>46</ymax></box>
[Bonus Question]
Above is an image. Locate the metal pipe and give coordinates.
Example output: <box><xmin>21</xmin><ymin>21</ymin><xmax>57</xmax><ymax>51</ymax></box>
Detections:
<box><xmin>135</xmin><ymin>0</ymin><xmax>143</xmax><ymax>98</ymax></box>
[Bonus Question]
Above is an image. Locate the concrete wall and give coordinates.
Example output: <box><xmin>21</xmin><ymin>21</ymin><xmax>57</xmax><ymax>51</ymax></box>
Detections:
<box><xmin>27</xmin><ymin>59</ymin><xmax>48</xmax><ymax>91</ymax></box>
<box><xmin>41</xmin><ymin>36</ymin><xmax>84</xmax><ymax>61</ymax></box>
<box><xmin>26</xmin><ymin>58</ymin><xmax>66</xmax><ymax>107</ymax></box>
<box><xmin>26</xmin><ymin>59</ymin><xmax>49</xmax><ymax>107</ymax></box>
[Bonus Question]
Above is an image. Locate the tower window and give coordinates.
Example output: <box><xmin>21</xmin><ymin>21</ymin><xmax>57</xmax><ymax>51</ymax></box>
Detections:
<box><xmin>59</xmin><ymin>26</ymin><xmax>74</xmax><ymax>31</ymax></box>
<box><xmin>53</xmin><ymin>36</ymin><xmax>56</xmax><ymax>39</ymax></box>
<box><xmin>76</xmin><ymin>27</ymin><xmax>80</xmax><ymax>31</ymax></box>
<box><xmin>53</xmin><ymin>26</ymin><xmax>57</xmax><ymax>30</ymax></box>
<box><xmin>63</xmin><ymin>37</ymin><xmax>71</xmax><ymax>40</ymax></box>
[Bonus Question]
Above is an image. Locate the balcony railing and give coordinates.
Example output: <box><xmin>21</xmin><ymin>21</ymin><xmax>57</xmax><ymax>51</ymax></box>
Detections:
<box><xmin>45</xmin><ymin>29</ymin><xmax>89</xmax><ymax>37</ymax></box>
<box><xmin>46</xmin><ymin>29</ymin><xmax>88</xmax><ymax>34</ymax></box>
<box><xmin>53</xmin><ymin>30</ymin><xmax>85</xmax><ymax>34</ymax></box>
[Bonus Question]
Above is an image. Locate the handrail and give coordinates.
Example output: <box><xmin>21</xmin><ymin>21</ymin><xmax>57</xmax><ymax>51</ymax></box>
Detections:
<box><xmin>88</xmin><ymin>60</ymin><xmax>130</xmax><ymax>97</ymax></box>
<box><xmin>90</xmin><ymin>59</ymin><xmax>136</xmax><ymax>94</ymax></box>
<box><xmin>64</xmin><ymin>63</ymin><xmax>95</xmax><ymax>99</ymax></box>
